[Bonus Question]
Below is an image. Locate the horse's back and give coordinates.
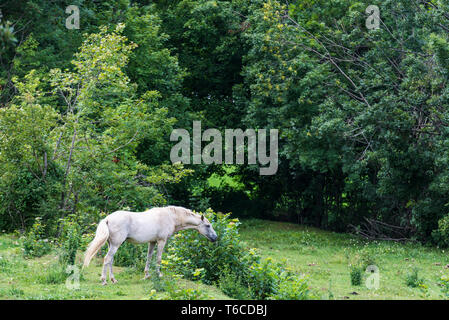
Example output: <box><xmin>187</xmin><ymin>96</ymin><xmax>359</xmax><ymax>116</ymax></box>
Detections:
<box><xmin>106</xmin><ymin>208</ymin><xmax>174</xmax><ymax>244</ymax></box>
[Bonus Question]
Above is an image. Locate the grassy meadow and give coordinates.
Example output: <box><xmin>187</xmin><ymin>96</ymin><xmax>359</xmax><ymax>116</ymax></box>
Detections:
<box><xmin>1</xmin><ymin>218</ymin><xmax>449</xmax><ymax>300</ymax></box>
<box><xmin>240</xmin><ymin>220</ymin><xmax>449</xmax><ymax>300</ymax></box>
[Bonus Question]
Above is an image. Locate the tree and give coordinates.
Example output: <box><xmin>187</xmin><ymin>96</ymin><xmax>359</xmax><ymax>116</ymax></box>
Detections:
<box><xmin>237</xmin><ymin>0</ymin><xmax>449</xmax><ymax>239</ymax></box>
<box><xmin>0</xmin><ymin>24</ymin><xmax>189</xmax><ymax>233</ymax></box>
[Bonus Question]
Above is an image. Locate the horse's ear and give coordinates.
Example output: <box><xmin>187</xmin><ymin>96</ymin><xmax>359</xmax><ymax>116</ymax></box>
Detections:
<box><xmin>201</xmin><ymin>215</ymin><xmax>204</xmax><ymax>221</ymax></box>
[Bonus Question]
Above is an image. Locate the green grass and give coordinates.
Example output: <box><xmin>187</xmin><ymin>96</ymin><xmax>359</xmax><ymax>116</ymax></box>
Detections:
<box><xmin>2</xmin><ymin>218</ymin><xmax>449</xmax><ymax>299</ymax></box>
<box><xmin>239</xmin><ymin>219</ymin><xmax>449</xmax><ymax>300</ymax></box>
<box><xmin>0</xmin><ymin>233</ymin><xmax>230</xmax><ymax>300</ymax></box>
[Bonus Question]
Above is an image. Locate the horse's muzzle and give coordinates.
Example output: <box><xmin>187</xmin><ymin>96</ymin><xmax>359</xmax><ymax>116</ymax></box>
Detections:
<box><xmin>209</xmin><ymin>235</ymin><xmax>218</xmax><ymax>242</ymax></box>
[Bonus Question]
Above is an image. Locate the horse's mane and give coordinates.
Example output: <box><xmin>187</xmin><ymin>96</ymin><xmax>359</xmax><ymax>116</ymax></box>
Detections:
<box><xmin>166</xmin><ymin>205</ymin><xmax>199</xmax><ymax>218</ymax></box>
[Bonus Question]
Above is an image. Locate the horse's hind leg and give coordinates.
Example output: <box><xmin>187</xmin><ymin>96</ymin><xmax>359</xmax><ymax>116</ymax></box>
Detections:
<box><xmin>108</xmin><ymin>245</ymin><xmax>119</xmax><ymax>284</ymax></box>
<box><xmin>101</xmin><ymin>243</ymin><xmax>119</xmax><ymax>285</ymax></box>
<box><xmin>144</xmin><ymin>242</ymin><xmax>156</xmax><ymax>279</ymax></box>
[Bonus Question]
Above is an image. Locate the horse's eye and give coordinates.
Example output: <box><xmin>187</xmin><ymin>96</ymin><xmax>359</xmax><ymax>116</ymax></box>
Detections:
<box><xmin>206</xmin><ymin>225</ymin><xmax>210</xmax><ymax>228</ymax></box>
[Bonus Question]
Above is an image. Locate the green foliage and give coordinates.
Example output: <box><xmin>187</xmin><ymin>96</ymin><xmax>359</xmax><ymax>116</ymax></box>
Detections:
<box><xmin>164</xmin><ymin>209</ymin><xmax>314</xmax><ymax>299</ymax></box>
<box><xmin>346</xmin><ymin>245</ymin><xmax>377</xmax><ymax>286</ymax></box>
<box><xmin>21</xmin><ymin>218</ymin><xmax>52</xmax><ymax>258</ymax></box>
<box><xmin>0</xmin><ymin>70</ymin><xmax>63</xmax><ymax>231</ymax></box>
<box><xmin>233</xmin><ymin>0</ymin><xmax>449</xmax><ymax>239</ymax></box>
<box><xmin>350</xmin><ymin>266</ymin><xmax>362</xmax><ymax>286</ymax></box>
<box><xmin>164</xmin><ymin>208</ymin><xmax>244</xmax><ymax>283</ymax></box>
<box><xmin>113</xmin><ymin>242</ymin><xmax>147</xmax><ymax>270</ymax></box>
<box><xmin>269</xmin><ymin>273</ymin><xmax>312</xmax><ymax>300</ymax></box>
<box><xmin>244</xmin><ymin>256</ymin><xmax>282</xmax><ymax>299</ymax></box>
<box><xmin>148</xmin><ymin>272</ymin><xmax>210</xmax><ymax>300</ymax></box>
<box><xmin>439</xmin><ymin>274</ymin><xmax>449</xmax><ymax>299</ymax></box>
<box><xmin>1</xmin><ymin>22</ymin><xmax>189</xmax><ymax>237</ymax></box>
<box><xmin>37</xmin><ymin>264</ymin><xmax>68</xmax><ymax>285</ymax></box>
<box><xmin>432</xmin><ymin>214</ymin><xmax>449</xmax><ymax>247</ymax></box>
<box><xmin>2</xmin><ymin>0</ymin><xmax>449</xmax><ymax>285</ymax></box>
<box><xmin>0</xmin><ymin>19</ymin><xmax>17</xmax><ymax>50</ymax></box>
<box><xmin>405</xmin><ymin>267</ymin><xmax>424</xmax><ymax>288</ymax></box>
<box><xmin>58</xmin><ymin>215</ymin><xmax>82</xmax><ymax>266</ymax></box>
<box><xmin>217</xmin><ymin>269</ymin><xmax>250</xmax><ymax>299</ymax></box>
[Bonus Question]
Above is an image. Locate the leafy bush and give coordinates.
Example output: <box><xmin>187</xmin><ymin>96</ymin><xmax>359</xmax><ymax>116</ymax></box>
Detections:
<box><xmin>148</xmin><ymin>271</ymin><xmax>209</xmax><ymax>300</ymax></box>
<box><xmin>0</xmin><ymin>166</ymin><xmax>63</xmax><ymax>233</ymax></box>
<box><xmin>346</xmin><ymin>247</ymin><xmax>377</xmax><ymax>286</ymax></box>
<box><xmin>405</xmin><ymin>267</ymin><xmax>424</xmax><ymax>288</ymax></box>
<box><xmin>350</xmin><ymin>266</ymin><xmax>362</xmax><ymax>286</ymax></box>
<box><xmin>244</xmin><ymin>256</ymin><xmax>284</xmax><ymax>299</ymax></box>
<box><xmin>218</xmin><ymin>268</ymin><xmax>250</xmax><ymax>299</ymax></box>
<box><xmin>22</xmin><ymin>217</ymin><xmax>52</xmax><ymax>258</ymax></box>
<box><xmin>113</xmin><ymin>241</ymin><xmax>147</xmax><ymax>270</ymax></box>
<box><xmin>164</xmin><ymin>209</ymin><xmax>314</xmax><ymax>300</ymax></box>
<box><xmin>58</xmin><ymin>214</ymin><xmax>81</xmax><ymax>266</ymax></box>
<box><xmin>439</xmin><ymin>274</ymin><xmax>449</xmax><ymax>299</ymax></box>
<box><xmin>164</xmin><ymin>209</ymin><xmax>245</xmax><ymax>283</ymax></box>
<box><xmin>269</xmin><ymin>273</ymin><xmax>312</xmax><ymax>300</ymax></box>
<box><xmin>432</xmin><ymin>214</ymin><xmax>449</xmax><ymax>247</ymax></box>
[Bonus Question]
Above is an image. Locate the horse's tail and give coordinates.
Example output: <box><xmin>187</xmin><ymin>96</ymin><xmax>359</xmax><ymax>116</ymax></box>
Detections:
<box><xmin>83</xmin><ymin>219</ymin><xmax>109</xmax><ymax>268</ymax></box>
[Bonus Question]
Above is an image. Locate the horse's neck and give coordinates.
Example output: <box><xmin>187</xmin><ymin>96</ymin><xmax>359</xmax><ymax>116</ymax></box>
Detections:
<box><xmin>173</xmin><ymin>212</ymin><xmax>199</xmax><ymax>232</ymax></box>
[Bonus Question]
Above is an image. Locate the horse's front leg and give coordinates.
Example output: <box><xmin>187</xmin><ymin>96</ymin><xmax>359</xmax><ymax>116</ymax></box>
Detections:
<box><xmin>144</xmin><ymin>241</ymin><xmax>156</xmax><ymax>279</ymax></box>
<box><xmin>155</xmin><ymin>239</ymin><xmax>166</xmax><ymax>277</ymax></box>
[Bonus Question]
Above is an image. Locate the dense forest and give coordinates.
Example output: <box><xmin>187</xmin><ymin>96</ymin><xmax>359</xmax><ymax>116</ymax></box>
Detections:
<box><xmin>1</xmin><ymin>0</ymin><xmax>449</xmax><ymax>246</ymax></box>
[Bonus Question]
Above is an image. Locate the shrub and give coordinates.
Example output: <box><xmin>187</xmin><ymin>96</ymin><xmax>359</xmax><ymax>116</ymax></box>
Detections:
<box><xmin>22</xmin><ymin>217</ymin><xmax>52</xmax><ymax>258</ymax></box>
<box><xmin>350</xmin><ymin>266</ymin><xmax>362</xmax><ymax>286</ymax></box>
<box><xmin>244</xmin><ymin>256</ymin><xmax>283</xmax><ymax>299</ymax></box>
<box><xmin>405</xmin><ymin>267</ymin><xmax>424</xmax><ymax>287</ymax></box>
<box><xmin>58</xmin><ymin>214</ymin><xmax>81</xmax><ymax>266</ymax></box>
<box><xmin>439</xmin><ymin>274</ymin><xmax>449</xmax><ymax>299</ymax></box>
<box><xmin>347</xmin><ymin>247</ymin><xmax>377</xmax><ymax>286</ymax></box>
<box><xmin>218</xmin><ymin>268</ymin><xmax>250</xmax><ymax>299</ymax></box>
<box><xmin>358</xmin><ymin>247</ymin><xmax>378</xmax><ymax>270</ymax></box>
<box><xmin>0</xmin><ymin>166</ymin><xmax>63</xmax><ymax>233</ymax></box>
<box><xmin>269</xmin><ymin>273</ymin><xmax>312</xmax><ymax>300</ymax></box>
<box><xmin>432</xmin><ymin>214</ymin><xmax>449</xmax><ymax>247</ymax></box>
<box><xmin>164</xmin><ymin>209</ymin><xmax>245</xmax><ymax>283</ymax></box>
<box><xmin>164</xmin><ymin>208</ymin><xmax>314</xmax><ymax>300</ymax></box>
<box><xmin>113</xmin><ymin>241</ymin><xmax>147</xmax><ymax>270</ymax></box>
<box><xmin>148</xmin><ymin>271</ymin><xmax>209</xmax><ymax>300</ymax></box>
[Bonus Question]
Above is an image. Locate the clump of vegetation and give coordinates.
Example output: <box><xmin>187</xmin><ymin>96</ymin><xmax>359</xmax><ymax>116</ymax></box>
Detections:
<box><xmin>22</xmin><ymin>217</ymin><xmax>52</xmax><ymax>258</ymax></box>
<box><xmin>218</xmin><ymin>268</ymin><xmax>250</xmax><ymax>299</ymax></box>
<box><xmin>58</xmin><ymin>214</ymin><xmax>82</xmax><ymax>266</ymax></box>
<box><xmin>432</xmin><ymin>215</ymin><xmax>449</xmax><ymax>247</ymax></box>
<box><xmin>36</xmin><ymin>263</ymin><xmax>68</xmax><ymax>285</ymax></box>
<box><xmin>350</xmin><ymin>266</ymin><xmax>362</xmax><ymax>286</ymax></box>
<box><xmin>113</xmin><ymin>241</ymin><xmax>147</xmax><ymax>270</ymax></box>
<box><xmin>439</xmin><ymin>275</ymin><xmax>449</xmax><ymax>299</ymax></box>
<box><xmin>164</xmin><ymin>208</ymin><xmax>314</xmax><ymax>300</ymax></box>
<box><xmin>346</xmin><ymin>247</ymin><xmax>378</xmax><ymax>286</ymax></box>
<box><xmin>405</xmin><ymin>267</ymin><xmax>424</xmax><ymax>288</ymax></box>
<box><xmin>7</xmin><ymin>287</ymin><xmax>24</xmax><ymax>298</ymax></box>
<box><xmin>147</xmin><ymin>271</ymin><xmax>209</xmax><ymax>300</ymax></box>
<box><xmin>268</xmin><ymin>273</ymin><xmax>312</xmax><ymax>300</ymax></box>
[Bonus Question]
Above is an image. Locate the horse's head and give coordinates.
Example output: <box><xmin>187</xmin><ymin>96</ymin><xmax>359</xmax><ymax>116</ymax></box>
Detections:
<box><xmin>171</xmin><ymin>206</ymin><xmax>218</xmax><ymax>242</ymax></box>
<box><xmin>195</xmin><ymin>214</ymin><xmax>218</xmax><ymax>242</ymax></box>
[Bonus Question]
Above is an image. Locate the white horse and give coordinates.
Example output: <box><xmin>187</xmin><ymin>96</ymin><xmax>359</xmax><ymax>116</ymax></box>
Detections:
<box><xmin>83</xmin><ymin>206</ymin><xmax>218</xmax><ymax>285</ymax></box>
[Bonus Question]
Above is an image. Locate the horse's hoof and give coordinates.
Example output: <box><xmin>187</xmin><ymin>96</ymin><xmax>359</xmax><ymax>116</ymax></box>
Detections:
<box><xmin>143</xmin><ymin>274</ymin><xmax>150</xmax><ymax>280</ymax></box>
<box><xmin>111</xmin><ymin>278</ymin><xmax>118</xmax><ymax>284</ymax></box>
<box><xmin>102</xmin><ymin>281</ymin><xmax>107</xmax><ymax>286</ymax></box>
